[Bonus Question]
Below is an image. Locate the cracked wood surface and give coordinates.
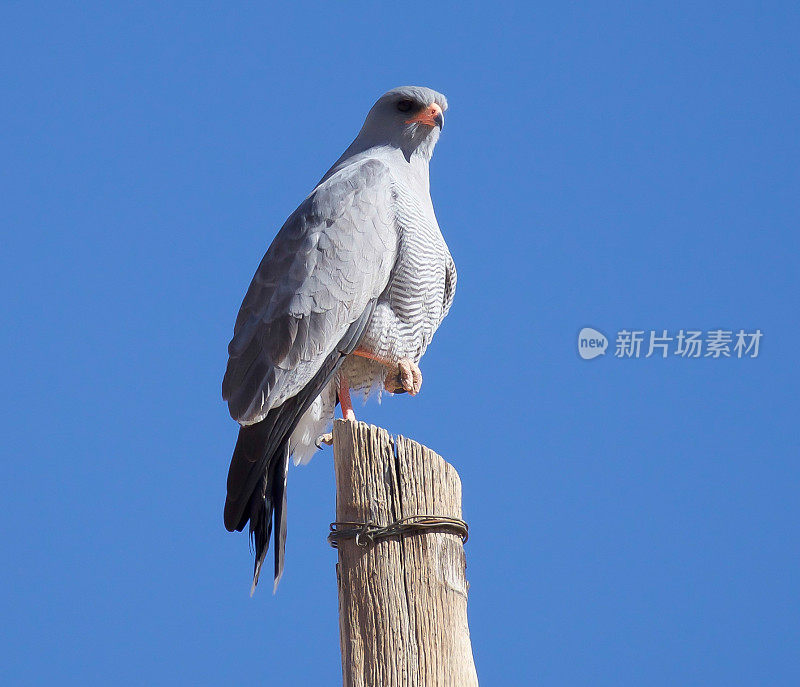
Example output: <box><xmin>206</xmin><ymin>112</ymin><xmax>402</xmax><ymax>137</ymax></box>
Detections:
<box><xmin>332</xmin><ymin>419</ymin><xmax>478</xmax><ymax>687</ymax></box>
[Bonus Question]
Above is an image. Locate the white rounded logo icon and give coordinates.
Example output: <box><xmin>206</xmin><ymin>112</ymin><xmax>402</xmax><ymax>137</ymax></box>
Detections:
<box><xmin>578</xmin><ymin>327</ymin><xmax>608</xmax><ymax>360</ymax></box>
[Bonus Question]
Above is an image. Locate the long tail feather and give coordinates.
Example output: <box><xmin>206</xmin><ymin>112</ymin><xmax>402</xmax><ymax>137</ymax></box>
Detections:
<box><xmin>225</xmin><ymin>302</ymin><xmax>377</xmax><ymax>592</ymax></box>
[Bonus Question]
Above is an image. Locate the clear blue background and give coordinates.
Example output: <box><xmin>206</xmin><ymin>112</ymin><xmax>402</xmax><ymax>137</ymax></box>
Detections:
<box><xmin>2</xmin><ymin>2</ymin><xmax>798</xmax><ymax>685</ymax></box>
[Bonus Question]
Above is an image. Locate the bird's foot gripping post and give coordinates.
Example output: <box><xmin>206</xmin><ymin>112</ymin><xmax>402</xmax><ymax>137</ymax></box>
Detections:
<box><xmin>331</xmin><ymin>419</ymin><xmax>478</xmax><ymax>687</ymax></box>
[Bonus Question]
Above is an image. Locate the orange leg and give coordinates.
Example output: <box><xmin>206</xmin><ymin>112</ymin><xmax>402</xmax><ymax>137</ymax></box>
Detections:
<box><xmin>338</xmin><ymin>373</ymin><xmax>356</xmax><ymax>421</ymax></box>
<box><xmin>352</xmin><ymin>349</ymin><xmax>392</xmax><ymax>365</ymax></box>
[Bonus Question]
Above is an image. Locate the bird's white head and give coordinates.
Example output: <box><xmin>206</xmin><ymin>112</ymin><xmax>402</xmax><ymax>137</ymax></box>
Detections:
<box><xmin>357</xmin><ymin>86</ymin><xmax>448</xmax><ymax>162</ymax></box>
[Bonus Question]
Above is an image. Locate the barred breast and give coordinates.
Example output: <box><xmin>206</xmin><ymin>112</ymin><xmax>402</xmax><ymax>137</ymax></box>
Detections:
<box><xmin>341</xmin><ymin>178</ymin><xmax>454</xmax><ymax>397</ymax></box>
<box><xmin>384</xmin><ymin>181</ymin><xmax>450</xmax><ymax>357</ymax></box>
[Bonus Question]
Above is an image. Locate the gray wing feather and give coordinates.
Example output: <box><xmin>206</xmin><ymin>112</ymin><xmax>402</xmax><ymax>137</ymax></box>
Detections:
<box><xmin>223</xmin><ymin>159</ymin><xmax>397</xmax><ymax>424</ymax></box>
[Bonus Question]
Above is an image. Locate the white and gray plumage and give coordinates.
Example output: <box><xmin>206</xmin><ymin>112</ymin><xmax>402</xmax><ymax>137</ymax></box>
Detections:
<box><xmin>222</xmin><ymin>86</ymin><xmax>456</xmax><ymax>592</ymax></box>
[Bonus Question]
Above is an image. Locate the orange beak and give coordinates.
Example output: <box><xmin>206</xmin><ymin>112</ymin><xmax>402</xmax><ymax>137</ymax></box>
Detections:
<box><xmin>405</xmin><ymin>102</ymin><xmax>444</xmax><ymax>130</ymax></box>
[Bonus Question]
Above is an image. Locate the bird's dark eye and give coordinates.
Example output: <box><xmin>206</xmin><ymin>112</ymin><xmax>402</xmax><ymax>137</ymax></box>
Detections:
<box><xmin>396</xmin><ymin>99</ymin><xmax>414</xmax><ymax>113</ymax></box>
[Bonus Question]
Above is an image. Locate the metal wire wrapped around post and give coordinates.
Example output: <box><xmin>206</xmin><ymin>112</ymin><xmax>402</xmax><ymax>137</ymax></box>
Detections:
<box><xmin>328</xmin><ymin>515</ymin><xmax>469</xmax><ymax>549</ymax></box>
<box><xmin>331</xmin><ymin>419</ymin><xmax>478</xmax><ymax>687</ymax></box>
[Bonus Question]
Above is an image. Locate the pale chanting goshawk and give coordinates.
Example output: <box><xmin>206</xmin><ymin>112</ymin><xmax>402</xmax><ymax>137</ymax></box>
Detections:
<box><xmin>222</xmin><ymin>86</ymin><xmax>456</xmax><ymax>592</ymax></box>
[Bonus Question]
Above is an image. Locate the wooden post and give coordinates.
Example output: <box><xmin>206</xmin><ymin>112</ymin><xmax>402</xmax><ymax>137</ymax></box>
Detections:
<box><xmin>332</xmin><ymin>419</ymin><xmax>478</xmax><ymax>687</ymax></box>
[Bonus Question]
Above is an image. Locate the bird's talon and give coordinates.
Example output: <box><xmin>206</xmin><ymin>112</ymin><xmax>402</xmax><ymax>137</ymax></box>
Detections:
<box><xmin>315</xmin><ymin>433</ymin><xmax>333</xmax><ymax>448</ymax></box>
<box><xmin>384</xmin><ymin>359</ymin><xmax>423</xmax><ymax>395</ymax></box>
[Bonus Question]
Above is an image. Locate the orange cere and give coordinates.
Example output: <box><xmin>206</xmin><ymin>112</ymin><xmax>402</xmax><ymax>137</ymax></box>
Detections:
<box><xmin>405</xmin><ymin>102</ymin><xmax>443</xmax><ymax>127</ymax></box>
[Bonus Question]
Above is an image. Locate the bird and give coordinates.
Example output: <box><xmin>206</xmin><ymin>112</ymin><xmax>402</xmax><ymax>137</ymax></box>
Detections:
<box><xmin>222</xmin><ymin>86</ymin><xmax>456</xmax><ymax>593</ymax></box>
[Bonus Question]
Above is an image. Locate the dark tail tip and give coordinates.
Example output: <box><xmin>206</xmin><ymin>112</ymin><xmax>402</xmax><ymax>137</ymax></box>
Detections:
<box><xmin>249</xmin><ymin>444</ymin><xmax>290</xmax><ymax>595</ymax></box>
<box><xmin>223</xmin><ymin>499</ymin><xmax>243</xmax><ymax>532</ymax></box>
<box><xmin>271</xmin><ymin>445</ymin><xmax>290</xmax><ymax>593</ymax></box>
<box><xmin>248</xmin><ymin>479</ymin><xmax>272</xmax><ymax>594</ymax></box>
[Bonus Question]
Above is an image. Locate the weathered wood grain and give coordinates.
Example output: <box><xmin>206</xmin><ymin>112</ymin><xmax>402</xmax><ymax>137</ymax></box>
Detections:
<box><xmin>332</xmin><ymin>419</ymin><xmax>478</xmax><ymax>687</ymax></box>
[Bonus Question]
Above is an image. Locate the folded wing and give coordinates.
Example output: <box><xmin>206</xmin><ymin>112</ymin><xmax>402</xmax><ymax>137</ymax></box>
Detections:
<box><xmin>222</xmin><ymin>159</ymin><xmax>398</xmax><ymax>426</ymax></box>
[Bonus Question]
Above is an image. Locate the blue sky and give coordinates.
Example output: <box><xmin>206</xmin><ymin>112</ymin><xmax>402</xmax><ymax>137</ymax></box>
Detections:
<box><xmin>2</xmin><ymin>2</ymin><xmax>798</xmax><ymax>685</ymax></box>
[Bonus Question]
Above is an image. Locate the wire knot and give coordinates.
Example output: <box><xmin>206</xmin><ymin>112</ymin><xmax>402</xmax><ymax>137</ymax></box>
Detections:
<box><xmin>328</xmin><ymin>515</ymin><xmax>469</xmax><ymax>549</ymax></box>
